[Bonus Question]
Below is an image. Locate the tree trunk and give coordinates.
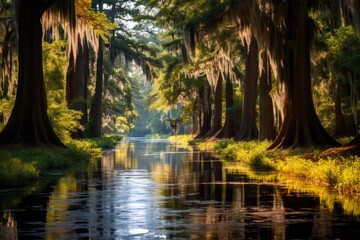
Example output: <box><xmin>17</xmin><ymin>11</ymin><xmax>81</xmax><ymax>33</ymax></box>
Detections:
<box><xmin>214</xmin><ymin>75</ymin><xmax>237</xmax><ymax>138</ymax></box>
<box><xmin>66</xmin><ymin>39</ymin><xmax>90</xmax><ymax>138</ymax></box>
<box><xmin>235</xmin><ymin>37</ymin><xmax>259</xmax><ymax>141</ymax></box>
<box><xmin>269</xmin><ymin>1</ymin><xmax>339</xmax><ymax>149</ymax></box>
<box><xmin>333</xmin><ymin>82</ymin><xmax>347</xmax><ymax>138</ymax></box>
<box><xmin>88</xmin><ymin>36</ymin><xmax>104</xmax><ymax>137</ymax></box>
<box><xmin>195</xmin><ymin>84</ymin><xmax>212</xmax><ymax>139</ymax></box>
<box><xmin>259</xmin><ymin>51</ymin><xmax>275</xmax><ymax>141</ymax></box>
<box><xmin>66</xmin><ymin>37</ymin><xmax>90</xmax><ymax>126</ymax></box>
<box><xmin>205</xmin><ymin>75</ymin><xmax>222</xmax><ymax>138</ymax></box>
<box><xmin>191</xmin><ymin>91</ymin><xmax>200</xmax><ymax>134</ymax></box>
<box><xmin>0</xmin><ymin>1</ymin><xmax>64</xmax><ymax>147</ymax></box>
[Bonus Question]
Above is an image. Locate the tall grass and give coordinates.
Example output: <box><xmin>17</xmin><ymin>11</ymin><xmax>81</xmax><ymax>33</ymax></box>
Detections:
<box><xmin>0</xmin><ymin>139</ymin><xmax>103</xmax><ymax>188</ymax></box>
<box><xmin>213</xmin><ymin>140</ymin><xmax>360</xmax><ymax>193</ymax></box>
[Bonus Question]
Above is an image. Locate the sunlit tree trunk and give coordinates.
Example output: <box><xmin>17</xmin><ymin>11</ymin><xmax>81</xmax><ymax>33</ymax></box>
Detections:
<box><xmin>269</xmin><ymin>1</ymin><xmax>339</xmax><ymax>149</ymax></box>
<box><xmin>205</xmin><ymin>75</ymin><xmax>222</xmax><ymax>138</ymax></box>
<box><xmin>0</xmin><ymin>0</ymin><xmax>64</xmax><ymax>147</ymax></box>
<box><xmin>259</xmin><ymin>51</ymin><xmax>275</xmax><ymax>141</ymax></box>
<box><xmin>235</xmin><ymin>37</ymin><xmax>259</xmax><ymax>141</ymax></box>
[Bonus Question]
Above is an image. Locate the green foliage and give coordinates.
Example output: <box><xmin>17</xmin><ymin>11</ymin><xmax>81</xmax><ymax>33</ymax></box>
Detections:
<box><xmin>48</xmin><ymin>102</ymin><xmax>84</xmax><ymax>143</ymax></box>
<box><xmin>101</xmin><ymin>64</ymin><xmax>139</xmax><ymax>134</ymax></box>
<box><xmin>42</xmin><ymin>41</ymin><xmax>84</xmax><ymax>143</ymax></box>
<box><xmin>214</xmin><ymin>140</ymin><xmax>360</xmax><ymax>193</ymax></box>
<box><xmin>89</xmin><ymin>134</ymin><xmax>124</xmax><ymax>149</ymax></box>
<box><xmin>0</xmin><ymin>157</ymin><xmax>39</xmax><ymax>188</ymax></box>
<box><xmin>0</xmin><ymin>140</ymin><xmax>102</xmax><ymax>188</ymax></box>
<box><xmin>0</xmin><ymin>96</ymin><xmax>14</xmax><ymax>130</ymax></box>
<box><xmin>327</xmin><ymin>26</ymin><xmax>360</xmax><ymax>75</ymax></box>
<box><xmin>215</xmin><ymin>140</ymin><xmax>273</xmax><ymax>169</ymax></box>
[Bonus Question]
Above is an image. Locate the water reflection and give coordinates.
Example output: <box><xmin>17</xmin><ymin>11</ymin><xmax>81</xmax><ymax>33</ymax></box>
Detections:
<box><xmin>1</xmin><ymin>138</ymin><xmax>360</xmax><ymax>239</ymax></box>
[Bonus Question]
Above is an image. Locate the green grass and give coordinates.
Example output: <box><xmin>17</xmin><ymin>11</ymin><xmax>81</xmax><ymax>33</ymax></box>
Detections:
<box><xmin>212</xmin><ymin>139</ymin><xmax>360</xmax><ymax>193</ymax></box>
<box><xmin>0</xmin><ymin>139</ymin><xmax>104</xmax><ymax>188</ymax></box>
<box><xmin>0</xmin><ymin>135</ymin><xmax>124</xmax><ymax>188</ymax></box>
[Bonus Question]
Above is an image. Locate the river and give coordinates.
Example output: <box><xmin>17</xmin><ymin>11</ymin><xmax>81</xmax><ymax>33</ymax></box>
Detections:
<box><xmin>1</xmin><ymin>138</ymin><xmax>360</xmax><ymax>239</ymax></box>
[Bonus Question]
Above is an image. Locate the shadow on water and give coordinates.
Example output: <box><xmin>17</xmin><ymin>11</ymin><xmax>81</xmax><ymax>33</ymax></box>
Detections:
<box><xmin>1</xmin><ymin>137</ymin><xmax>360</xmax><ymax>239</ymax></box>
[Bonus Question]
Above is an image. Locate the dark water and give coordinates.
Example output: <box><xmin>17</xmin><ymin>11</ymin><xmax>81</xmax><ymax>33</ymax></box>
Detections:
<box><xmin>1</xmin><ymin>138</ymin><xmax>360</xmax><ymax>239</ymax></box>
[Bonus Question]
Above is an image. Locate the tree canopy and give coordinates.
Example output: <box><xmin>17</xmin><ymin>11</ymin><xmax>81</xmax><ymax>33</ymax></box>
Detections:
<box><xmin>0</xmin><ymin>0</ymin><xmax>360</xmax><ymax>151</ymax></box>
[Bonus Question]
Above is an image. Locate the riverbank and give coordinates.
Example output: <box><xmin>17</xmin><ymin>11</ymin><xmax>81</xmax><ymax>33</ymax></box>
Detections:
<box><xmin>0</xmin><ymin>135</ymin><xmax>123</xmax><ymax>188</ymax></box>
<box><xmin>171</xmin><ymin>135</ymin><xmax>360</xmax><ymax>194</ymax></box>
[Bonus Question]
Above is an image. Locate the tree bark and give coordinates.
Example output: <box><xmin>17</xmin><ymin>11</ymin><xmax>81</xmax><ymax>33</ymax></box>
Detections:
<box><xmin>205</xmin><ymin>75</ymin><xmax>223</xmax><ymax>138</ymax></box>
<box><xmin>66</xmin><ymin>38</ymin><xmax>90</xmax><ymax>138</ymax></box>
<box><xmin>214</xmin><ymin>75</ymin><xmax>237</xmax><ymax>138</ymax></box>
<box><xmin>269</xmin><ymin>1</ymin><xmax>339</xmax><ymax>149</ymax></box>
<box><xmin>70</xmin><ymin>39</ymin><xmax>89</xmax><ymax>126</ymax></box>
<box><xmin>88</xmin><ymin>37</ymin><xmax>104</xmax><ymax>137</ymax></box>
<box><xmin>195</xmin><ymin>84</ymin><xmax>212</xmax><ymax>139</ymax></box>
<box><xmin>0</xmin><ymin>0</ymin><xmax>64</xmax><ymax>147</ymax></box>
<box><xmin>191</xmin><ymin>91</ymin><xmax>200</xmax><ymax>134</ymax></box>
<box><xmin>235</xmin><ymin>37</ymin><xmax>259</xmax><ymax>141</ymax></box>
<box><xmin>88</xmin><ymin>1</ymin><xmax>104</xmax><ymax>137</ymax></box>
<box><xmin>259</xmin><ymin>51</ymin><xmax>275</xmax><ymax>141</ymax></box>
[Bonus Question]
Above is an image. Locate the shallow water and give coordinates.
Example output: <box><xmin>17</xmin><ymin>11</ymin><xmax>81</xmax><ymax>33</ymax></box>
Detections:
<box><xmin>1</xmin><ymin>138</ymin><xmax>360</xmax><ymax>239</ymax></box>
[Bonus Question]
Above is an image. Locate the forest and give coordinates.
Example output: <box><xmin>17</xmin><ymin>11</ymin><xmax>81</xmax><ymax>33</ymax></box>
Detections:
<box><xmin>2</xmin><ymin>1</ymin><xmax>360</xmax><ymax>238</ymax></box>
<box><xmin>1</xmin><ymin>1</ymin><xmax>360</xmax><ymax>188</ymax></box>
<box><xmin>0</xmin><ymin>0</ymin><xmax>357</xmax><ymax>145</ymax></box>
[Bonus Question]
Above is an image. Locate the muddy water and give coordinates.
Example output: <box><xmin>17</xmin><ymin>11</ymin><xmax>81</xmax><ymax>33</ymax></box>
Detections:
<box><xmin>1</xmin><ymin>138</ymin><xmax>360</xmax><ymax>239</ymax></box>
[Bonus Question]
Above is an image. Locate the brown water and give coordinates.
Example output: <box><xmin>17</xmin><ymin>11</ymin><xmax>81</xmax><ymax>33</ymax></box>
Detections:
<box><xmin>1</xmin><ymin>138</ymin><xmax>360</xmax><ymax>239</ymax></box>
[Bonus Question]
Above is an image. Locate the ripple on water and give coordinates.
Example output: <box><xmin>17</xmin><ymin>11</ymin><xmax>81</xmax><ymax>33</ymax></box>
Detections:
<box><xmin>2</xmin><ymin>138</ymin><xmax>360</xmax><ymax>239</ymax></box>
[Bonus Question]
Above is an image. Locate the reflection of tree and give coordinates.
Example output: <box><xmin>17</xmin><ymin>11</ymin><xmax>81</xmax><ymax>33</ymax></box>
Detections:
<box><xmin>1</xmin><ymin>212</ymin><xmax>17</xmax><ymax>239</ymax></box>
<box><xmin>101</xmin><ymin>151</ymin><xmax>116</xmax><ymax>178</ymax></box>
<box><xmin>272</xmin><ymin>189</ymin><xmax>286</xmax><ymax>240</ymax></box>
<box><xmin>5</xmin><ymin>139</ymin><xmax>360</xmax><ymax>239</ymax></box>
<box><xmin>45</xmin><ymin>176</ymin><xmax>79</xmax><ymax>239</ymax></box>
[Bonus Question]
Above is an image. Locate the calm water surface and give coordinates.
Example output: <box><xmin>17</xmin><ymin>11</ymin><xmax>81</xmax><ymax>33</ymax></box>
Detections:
<box><xmin>1</xmin><ymin>138</ymin><xmax>360</xmax><ymax>239</ymax></box>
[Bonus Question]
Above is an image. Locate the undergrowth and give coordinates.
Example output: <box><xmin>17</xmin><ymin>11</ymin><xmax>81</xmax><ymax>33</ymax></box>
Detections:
<box><xmin>213</xmin><ymin>139</ymin><xmax>360</xmax><ymax>193</ymax></box>
<box><xmin>0</xmin><ymin>135</ymin><xmax>124</xmax><ymax>189</ymax></box>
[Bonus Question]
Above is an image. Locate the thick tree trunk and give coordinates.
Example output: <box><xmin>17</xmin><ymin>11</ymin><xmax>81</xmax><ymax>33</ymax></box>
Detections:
<box><xmin>195</xmin><ymin>84</ymin><xmax>212</xmax><ymax>139</ymax></box>
<box><xmin>235</xmin><ymin>37</ymin><xmax>259</xmax><ymax>141</ymax></box>
<box><xmin>205</xmin><ymin>75</ymin><xmax>223</xmax><ymax>138</ymax></box>
<box><xmin>214</xmin><ymin>75</ymin><xmax>237</xmax><ymax>138</ymax></box>
<box><xmin>333</xmin><ymin>82</ymin><xmax>347</xmax><ymax>138</ymax></box>
<box><xmin>88</xmin><ymin>37</ymin><xmax>104</xmax><ymax>137</ymax></box>
<box><xmin>0</xmin><ymin>1</ymin><xmax>64</xmax><ymax>147</ymax></box>
<box><xmin>66</xmin><ymin>39</ymin><xmax>89</xmax><ymax>126</ymax></box>
<box><xmin>259</xmin><ymin>52</ymin><xmax>275</xmax><ymax>141</ymax></box>
<box><xmin>66</xmin><ymin>39</ymin><xmax>90</xmax><ymax>138</ymax></box>
<box><xmin>269</xmin><ymin>1</ymin><xmax>339</xmax><ymax>149</ymax></box>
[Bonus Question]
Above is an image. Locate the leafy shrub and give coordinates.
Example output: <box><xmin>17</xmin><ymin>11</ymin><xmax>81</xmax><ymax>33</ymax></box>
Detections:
<box><xmin>0</xmin><ymin>157</ymin><xmax>39</xmax><ymax>188</ymax></box>
<box><xmin>0</xmin><ymin>140</ymin><xmax>102</xmax><ymax>188</ymax></box>
<box><xmin>90</xmin><ymin>134</ymin><xmax>124</xmax><ymax>149</ymax></box>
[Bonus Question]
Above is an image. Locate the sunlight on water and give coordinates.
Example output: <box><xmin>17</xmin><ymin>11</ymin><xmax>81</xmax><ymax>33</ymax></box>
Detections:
<box><xmin>1</xmin><ymin>138</ymin><xmax>360</xmax><ymax>239</ymax></box>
